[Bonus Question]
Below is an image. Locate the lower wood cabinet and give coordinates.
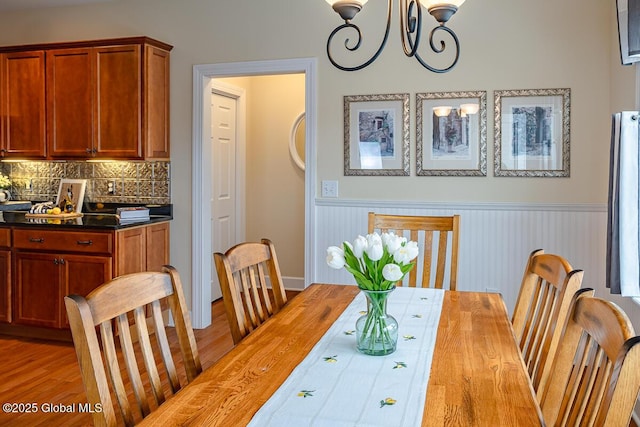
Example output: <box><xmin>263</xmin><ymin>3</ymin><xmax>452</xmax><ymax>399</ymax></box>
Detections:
<box><xmin>0</xmin><ymin>228</ymin><xmax>12</xmax><ymax>323</ymax></box>
<box><xmin>0</xmin><ymin>250</ymin><xmax>11</xmax><ymax>323</ymax></box>
<box><xmin>13</xmin><ymin>252</ymin><xmax>112</xmax><ymax>328</ymax></box>
<box><xmin>8</xmin><ymin>221</ymin><xmax>169</xmax><ymax>330</ymax></box>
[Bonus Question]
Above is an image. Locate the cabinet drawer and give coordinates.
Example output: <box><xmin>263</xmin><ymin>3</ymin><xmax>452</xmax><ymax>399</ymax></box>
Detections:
<box><xmin>0</xmin><ymin>228</ymin><xmax>10</xmax><ymax>248</ymax></box>
<box><xmin>13</xmin><ymin>229</ymin><xmax>113</xmax><ymax>254</ymax></box>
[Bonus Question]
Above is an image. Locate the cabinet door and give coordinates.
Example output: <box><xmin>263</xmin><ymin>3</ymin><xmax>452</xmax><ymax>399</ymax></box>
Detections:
<box><xmin>62</xmin><ymin>254</ymin><xmax>112</xmax><ymax>327</ymax></box>
<box><xmin>14</xmin><ymin>252</ymin><xmax>63</xmax><ymax>328</ymax></box>
<box><xmin>94</xmin><ymin>45</ymin><xmax>142</xmax><ymax>159</ymax></box>
<box><xmin>146</xmin><ymin>222</ymin><xmax>170</xmax><ymax>271</ymax></box>
<box><xmin>1</xmin><ymin>51</ymin><xmax>46</xmax><ymax>158</ymax></box>
<box><xmin>115</xmin><ymin>226</ymin><xmax>146</xmax><ymax>276</ymax></box>
<box><xmin>144</xmin><ymin>45</ymin><xmax>170</xmax><ymax>159</ymax></box>
<box><xmin>0</xmin><ymin>250</ymin><xmax>10</xmax><ymax>323</ymax></box>
<box><xmin>47</xmin><ymin>48</ymin><xmax>94</xmax><ymax>158</ymax></box>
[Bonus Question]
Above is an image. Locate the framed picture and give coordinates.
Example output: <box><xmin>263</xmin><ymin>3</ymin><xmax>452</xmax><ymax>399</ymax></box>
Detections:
<box><xmin>56</xmin><ymin>179</ymin><xmax>87</xmax><ymax>213</ymax></box>
<box><xmin>416</xmin><ymin>91</ymin><xmax>487</xmax><ymax>176</ymax></box>
<box><xmin>494</xmin><ymin>88</ymin><xmax>571</xmax><ymax>177</ymax></box>
<box><xmin>344</xmin><ymin>93</ymin><xmax>410</xmax><ymax>176</ymax></box>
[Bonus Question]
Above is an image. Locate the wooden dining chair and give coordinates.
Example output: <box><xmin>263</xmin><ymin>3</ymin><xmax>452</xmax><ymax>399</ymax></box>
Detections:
<box><xmin>511</xmin><ymin>249</ymin><xmax>584</xmax><ymax>398</ymax></box>
<box><xmin>214</xmin><ymin>238</ymin><xmax>288</xmax><ymax>344</ymax></box>
<box><xmin>64</xmin><ymin>265</ymin><xmax>202</xmax><ymax>427</ymax></box>
<box><xmin>540</xmin><ymin>289</ymin><xmax>640</xmax><ymax>427</ymax></box>
<box><xmin>367</xmin><ymin>212</ymin><xmax>460</xmax><ymax>290</ymax></box>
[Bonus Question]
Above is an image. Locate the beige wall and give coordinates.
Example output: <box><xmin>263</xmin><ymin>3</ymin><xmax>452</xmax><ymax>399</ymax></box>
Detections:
<box><xmin>218</xmin><ymin>75</ymin><xmax>305</xmax><ymax>278</ymax></box>
<box><xmin>0</xmin><ymin>0</ymin><xmax>629</xmax><ymax>300</ymax></box>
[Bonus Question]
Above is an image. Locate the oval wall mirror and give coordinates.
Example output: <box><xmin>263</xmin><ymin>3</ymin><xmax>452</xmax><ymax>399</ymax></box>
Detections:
<box><xmin>289</xmin><ymin>112</ymin><xmax>305</xmax><ymax>171</ymax></box>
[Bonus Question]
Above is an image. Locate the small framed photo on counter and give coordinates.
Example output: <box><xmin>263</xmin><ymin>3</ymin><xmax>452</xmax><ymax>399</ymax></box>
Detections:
<box><xmin>56</xmin><ymin>179</ymin><xmax>87</xmax><ymax>213</ymax></box>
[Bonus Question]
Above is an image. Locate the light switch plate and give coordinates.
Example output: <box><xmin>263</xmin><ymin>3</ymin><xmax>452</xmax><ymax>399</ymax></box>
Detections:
<box><xmin>321</xmin><ymin>180</ymin><xmax>338</xmax><ymax>198</ymax></box>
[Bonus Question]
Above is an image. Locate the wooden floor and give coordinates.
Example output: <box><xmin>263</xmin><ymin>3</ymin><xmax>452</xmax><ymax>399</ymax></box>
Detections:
<box><xmin>0</xmin><ymin>297</ymin><xmax>244</xmax><ymax>426</ymax></box>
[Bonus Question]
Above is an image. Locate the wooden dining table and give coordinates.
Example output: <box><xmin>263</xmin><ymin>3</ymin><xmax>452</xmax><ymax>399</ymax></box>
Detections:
<box><xmin>139</xmin><ymin>284</ymin><xmax>544</xmax><ymax>426</ymax></box>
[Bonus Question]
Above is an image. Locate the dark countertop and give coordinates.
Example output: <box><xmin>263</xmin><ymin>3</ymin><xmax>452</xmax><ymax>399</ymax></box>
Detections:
<box><xmin>0</xmin><ymin>203</ymin><xmax>173</xmax><ymax>230</ymax></box>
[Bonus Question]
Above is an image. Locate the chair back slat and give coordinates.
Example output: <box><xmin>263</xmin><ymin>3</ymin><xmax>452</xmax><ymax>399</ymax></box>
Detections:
<box><xmin>150</xmin><ymin>300</ymin><xmax>180</xmax><ymax>393</ymax></box>
<box><xmin>214</xmin><ymin>239</ymin><xmax>288</xmax><ymax>344</ymax></box>
<box><xmin>368</xmin><ymin>212</ymin><xmax>460</xmax><ymax>290</ymax></box>
<box><xmin>541</xmin><ymin>291</ymin><xmax>640</xmax><ymax>426</ymax></box>
<box><xmin>64</xmin><ymin>266</ymin><xmax>202</xmax><ymax>427</ymax></box>
<box><xmin>511</xmin><ymin>249</ymin><xmax>584</xmax><ymax>399</ymax></box>
<box><xmin>133</xmin><ymin>306</ymin><xmax>164</xmax><ymax>407</ymax></box>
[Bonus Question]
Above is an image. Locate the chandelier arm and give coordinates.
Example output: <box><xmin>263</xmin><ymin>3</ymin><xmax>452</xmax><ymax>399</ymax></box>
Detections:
<box><xmin>400</xmin><ymin>0</ymin><xmax>421</xmax><ymax>57</ymax></box>
<box><xmin>413</xmin><ymin>25</ymin><xmax>460</xmax><ymax>73</ymax></box>
<box><xmin>326</xmin><ymin>0</ymin><xmax>393</xmax><ymax>72</ymax></box>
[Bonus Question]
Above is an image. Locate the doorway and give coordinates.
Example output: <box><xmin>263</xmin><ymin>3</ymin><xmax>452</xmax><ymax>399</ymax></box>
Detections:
<box><xmin>191</xmin><ymin>58</ymin><xmax>317</xmax><ymax>328</ymax></box>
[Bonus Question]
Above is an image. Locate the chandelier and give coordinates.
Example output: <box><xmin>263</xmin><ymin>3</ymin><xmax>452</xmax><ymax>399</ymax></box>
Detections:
<box><xmin>325</xmin><ymin>0</ymin><xmax>465</xmax><ymax>72</ymax></box>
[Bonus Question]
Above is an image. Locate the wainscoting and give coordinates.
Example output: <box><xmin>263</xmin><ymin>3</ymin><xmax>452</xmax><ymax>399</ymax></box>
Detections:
<box><xmin>313</xmin><ymin>199</ymin><xmax>609</xmax><ymax>315</ymax></box>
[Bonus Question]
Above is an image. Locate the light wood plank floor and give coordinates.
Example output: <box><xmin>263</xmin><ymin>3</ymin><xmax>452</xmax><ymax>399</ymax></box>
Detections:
<box><xmin>0</xmin><ymin>295</ymin><xmax>270</xmax><ymax>426</ymax></box>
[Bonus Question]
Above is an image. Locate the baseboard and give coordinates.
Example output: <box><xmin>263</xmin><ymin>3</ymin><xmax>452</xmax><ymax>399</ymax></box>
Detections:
<box><xmin>283</xmin><ymin>276</ymin><xmax>305</xmax><ymax>291</ymax></box>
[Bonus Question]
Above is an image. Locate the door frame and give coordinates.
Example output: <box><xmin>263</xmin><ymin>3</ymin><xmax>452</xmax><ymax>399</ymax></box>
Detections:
<box><xmin>191</xmin><ymin>58</ymin><xmax>317</xmax><ymax>328</ymax></box>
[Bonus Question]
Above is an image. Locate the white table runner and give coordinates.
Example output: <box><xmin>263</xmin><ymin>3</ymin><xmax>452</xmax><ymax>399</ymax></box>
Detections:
<box><xmin>248</xmin><ymin>287</ymin><xmax>445</xmax><ymax>427</ymax></box>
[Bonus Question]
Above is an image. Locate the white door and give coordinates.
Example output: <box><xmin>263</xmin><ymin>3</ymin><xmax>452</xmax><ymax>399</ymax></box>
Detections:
<box><xmin>211</xmin><ymin>92</ymin><xmax>238</xmax><ymax>301</ymax></box>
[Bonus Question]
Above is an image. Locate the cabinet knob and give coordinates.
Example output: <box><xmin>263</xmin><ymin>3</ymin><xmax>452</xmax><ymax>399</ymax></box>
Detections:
<box><xmin>59</xmin><ymin>258</ymin><xmax>65</xmax><ymax>265</ymax></box>
<box><xmin>53</xmin><ymin>258</ymin><xmax>58</xmax><ymax>265</ymax></box>
<box><xmin>85</xmin><ymin>148</ymin><xmax>92</xmax><ymax>153</ymax></box>
<box><xmin>76</xmin><ymin>240</ymin><xmax>93</xmax><ymax>246</ymax></box>
<box><xmin>29</xmin><ymin>237</ymin><xmax>45</xmax><ymax>243</ymax></box>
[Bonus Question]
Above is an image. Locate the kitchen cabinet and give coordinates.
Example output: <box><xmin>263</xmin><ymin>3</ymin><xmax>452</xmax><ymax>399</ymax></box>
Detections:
<box><xmin>46</xmin><ymin>48</ymin><xmax>94</xmax><ymax>158</ymax></box>
<box><xmin>115</xmin><ymin>221</ymin><xmax>169</xmax><ymax>276</ymax></box>
<box><xmin>0</xmin><ymin>51</ymin><xmax>47</xmax><ymax>159</ymax></box>
<box><xmin>10</xmin><ymin>220</ymin><xmax>169</xmax><ymax>330</ymax></box>
<box><xmin>13</xmin><ymin>252</ymin><xmax>112</xmax><ymax>328</ymax></box>
<box><xmin>0</xmin><ymin>37</ymin><xmax>172</xmax><ymax>160</ymax></box>
<box><xmin>93</xmin><ymin>44</ymin><xmax>142</xmax><ymax>159</ymax></box>
<box><xmin>0</xmin><ymin>228</ymin><xmax>11</xmax><ymax>323</ymax></box>
<box><xmin>12</xmin><ymin>229</ymin><xmax>113</xmax><ymax>328</ymax></box>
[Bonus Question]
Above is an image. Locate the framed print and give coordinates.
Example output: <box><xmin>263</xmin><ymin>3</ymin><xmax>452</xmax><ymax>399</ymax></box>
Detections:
<box><xmin>494</xmin><ymin>88</ymin><xmax>571</xmax><ymax>177</ymax></box>
<box><xmin>56</xmin><ymin>179</ymin><xmax>87</xmax><ymax>213</ymax></box>
<box><xmin>416</xmin><ymin>91</ymin><xmax>487</xmax><ymax>176</ymax></box>
<box><xmin>344</xmin><ymin>93</ymin><xmax>410</xmax><ymax>176</ymax></box>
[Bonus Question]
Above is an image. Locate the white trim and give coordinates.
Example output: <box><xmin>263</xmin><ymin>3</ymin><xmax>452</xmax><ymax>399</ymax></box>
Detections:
<box><xmin>282</xmin><ymin>276</ymin><xmax>305</xmax><ymax>291</ymax></box>
<box><xmin>314</xmin><ymin>198</ymin><xmax>607</xmax><ymax>213</ymax></box>
<box><xmin>192</xmin><ymin>58</ymin><xmax>317</xmax><ymax>329</ymax></box>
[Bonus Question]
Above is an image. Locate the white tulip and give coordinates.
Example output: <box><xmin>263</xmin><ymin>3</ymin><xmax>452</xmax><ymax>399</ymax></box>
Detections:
<box><xmin>326</xmin><ymin>246</ymin><xmax>345</xmax><ymax>269</ymax></box>
<box><xmin>405</xmin><ymin>241</ymin><xmax>419</xmax><ymax>261</ymax></box>
<box><xmin>352</xmin><ymin>235</ymin><xmax>368</xmax><ymax>258</ymax></box>
<box><xmin>382</xmin><ymin>231</ymin><xmax>406</xmax><ymax>254</ymax></box>
<box><xmin>393</xmin><ymin>240</ymin><xmax>419</xmax><ymax>264</ymax></box>
<box><xmin>366</xmin><ymin>232</ymin><xmax>382</xmax><ymax>247</ymax></box>
<box><xmin>366</xmin><ymin>240</ymin><xmax>384</xmax><ymax>261</ymax></box>
<box><xmin>382</xmin><ymin>263</ymin><xmax>403</xmax><ymax>281</ymax></box>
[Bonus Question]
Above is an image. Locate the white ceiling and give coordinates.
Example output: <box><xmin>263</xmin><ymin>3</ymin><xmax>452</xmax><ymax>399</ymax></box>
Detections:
<box><xmin>0</xmin><ymin>0</ymin><xmax>111</xmax><ymax>12</ymax></box>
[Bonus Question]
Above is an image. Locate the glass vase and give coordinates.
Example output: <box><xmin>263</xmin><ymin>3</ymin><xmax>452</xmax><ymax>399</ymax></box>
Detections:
<box><xmin>355</xmin><ymin>287</ymin><xmax>398</xmax><ymax>356</ymax></box>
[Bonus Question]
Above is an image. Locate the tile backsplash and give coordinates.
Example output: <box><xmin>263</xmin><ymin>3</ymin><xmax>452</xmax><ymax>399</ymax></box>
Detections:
<box><xmin>1</xmin><ymin>161</ymin><xmax>170</xmax><ymax>205</ymax></box>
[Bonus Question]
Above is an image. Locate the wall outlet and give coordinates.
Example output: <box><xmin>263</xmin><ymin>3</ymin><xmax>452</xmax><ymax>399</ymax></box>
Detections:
<box><xmin>107</xmin><ymin>180</ymin><xmax>116</xmax><ymax>195</ymax></box>
<box><xmin>321</xmin><ymin>180</ymin><xmax>338</xmax><ymax>198</ymax></box>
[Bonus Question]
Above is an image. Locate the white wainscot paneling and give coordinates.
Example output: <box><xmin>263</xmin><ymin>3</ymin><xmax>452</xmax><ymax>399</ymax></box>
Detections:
<box><xmin>313</xmin><ymin>200</ymin><xmax>608</xmax><ymax>316</ymax></box>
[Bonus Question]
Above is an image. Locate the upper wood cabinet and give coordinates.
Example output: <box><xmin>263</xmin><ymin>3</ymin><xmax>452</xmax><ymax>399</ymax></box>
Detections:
<box><xmin>0</xmin><ymin>51</ymin><xmax>47</xmax><ymax>159</ymax></box>
<box><xmin>93</xmin><ymin>44</ymin><xmax>142</xmax><ymax>159</ymax></box>
<box><xmin>1</xmin><ymin>37</ymin><xmax>172</xmax><ymax>160</ymax></box>
<box><xmin>46</xmin><ymin>48</ymin><xmax>94</xmax><ymax>158</ymax></box>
